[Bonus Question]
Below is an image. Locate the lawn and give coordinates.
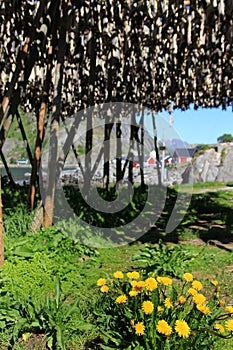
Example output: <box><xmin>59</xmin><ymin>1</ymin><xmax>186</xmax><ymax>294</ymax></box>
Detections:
<box><xmin>0</xmin><ymin>181</ymin><xmax>233</xmax><ymax>349</ymax></box>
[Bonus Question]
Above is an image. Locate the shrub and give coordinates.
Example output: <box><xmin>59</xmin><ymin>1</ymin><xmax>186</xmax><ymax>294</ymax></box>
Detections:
<box><xmin>95</xmin><ymin>271</ymin><xmax>233</xmax><ymax>349</ymax></box>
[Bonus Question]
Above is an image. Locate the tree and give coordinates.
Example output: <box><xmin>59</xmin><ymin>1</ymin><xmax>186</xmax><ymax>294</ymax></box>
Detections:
<box><xmin>217</xmin><ymin>134</ymin><xmax>233</xmax><ymax>143</ymax></box>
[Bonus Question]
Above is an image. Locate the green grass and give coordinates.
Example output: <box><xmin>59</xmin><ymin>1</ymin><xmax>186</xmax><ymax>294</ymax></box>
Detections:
<box><xmin>171</xmin><ymin>182</ymin><xmax>228</xmax><ymax>194</ymax></box>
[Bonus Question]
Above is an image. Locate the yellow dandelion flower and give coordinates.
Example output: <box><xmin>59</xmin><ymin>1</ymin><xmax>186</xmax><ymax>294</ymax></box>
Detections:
<box><xmin>132</xmin><ymin>271</ymin><xmax>140</xmax><ymax>279</ymax></box>
<box><xmin>164</xmin><ymin>297</ymin><xmax>173</xmax><ymax>309</ymax></box>
<box><xmin>130</xmin><ymin>280</ymin><xmax>138</xmax><ymax>287</ymax></box>
<box><xmin>193</xmin><ymin>293</ymin><xmax>206</xmax><ymax>305</ymax></box>
<box><xmin>219</xmin><ymin>299</ymin><xmax>225</xmax><ymax>307</ymax></box>
<box><xmin>129</xmin><ymin>290</ymin><xmax>138</xmax><ymax>297</ymax></box>
<box><xmin>128</xmin><ymin>271</ymin><xmax>140</xmax><ymax>279</ymax></box>
<box><xmin>115</xmin><ymin>295</ymin><xmax>127</xmax><ymax>304</ymax></box>
<box><xmin>175</xmin><ymin>320</ymin><xmax>190</xmax><ymax>338</ymax></box>
<box><xmin>179</xmin><ymin>296</ymin><xmax>186</xmax><ymax>304</ymax></box>
<box><xmin>130</xmin><ymin>319</ymin><xmax>135</xmax><ymax>326</ymax></box>
<box><xmin>142</xmin><ymin>300</ymin><xmax>154</xmax><ymax>314</ymax></box>
<box><xmin>196</xmin><ymin>304</ymin><xmax>211</xmax><ymax>315</ymax></box>
<box><xmin>100</xmin><ymin>285</ymin><xmax>109</xmax><ymax>293</ymax></box>
<box><xmin>145</xmin><ymin>277</ymin><xmax>158</xmax><ymax>291</ymax></box>
<box><xmin>225</xmin><ymin>319</ymin><xmax>233</xmax><ymax>332</ymax></box>
<box><xmin>97</xmin><ymin>278</ymin><xmax>106</xmax><ymax>286</ymax></box>
<box><xmin>183</xmin><ymin>273</ymin><xmax>193</xmax><ymax>282</ymax></box>
<box><xmin>192</xmin><ymin>280</ymin><xmax>203</xmax><ymax>291</ymax></box>
<box><xmin>188</xmin><ymin>287</ymin><xmax>198</xmax><ymax>296</ymax></box>
<box><xmin>114</xmin><ymin>271</ymin><xmax>124</xmax><ymax>279</ymax></box>
<box><xmin>215</xmin><ymin>324</ymin><xmax>225</xmax><ymax>333</ymax></box>
<box><xmin>137</xmin><ymin>281</ymin><xmax>146</xmax><ymax>287</ymax></box>
<box><xmin>157</xmin><ymin>277</ymin><xmax>172</xmax><ymax>286</ymax></box>
<box><xmin>134</xmin><ymin>322</ymin><xmax>145</xmax><ymax>336</ymax></box>
<box><xmin>156</xmin><ymin>320</ymin><xmax>172</xmax><ymax>336</ymax></box>
<box><xmin>133</xmin><ymin>281</ymin><xmax>145</xmax><ymax>293</ymax></box>
<box><xmin>157</xmin><ymin>306</ymin><xmax>164</xmax><ymax>312</ymax></box>
<box><xmin>210</xmin><ymin>279</ymin><xmax>218</xmax><ymax>286</ymax></box>
<box><xmin>225</xmin><ymin>306</ymin><xmax>233</xmax><ymax>315</ymax></box>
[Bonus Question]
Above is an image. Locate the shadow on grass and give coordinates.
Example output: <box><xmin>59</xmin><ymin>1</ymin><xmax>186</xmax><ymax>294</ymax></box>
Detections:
<box><xmin>137</xmin><ymin>189</ymin><xmax>233</xmax><ymax>245</ymax></box>
<box><xmin>2</xmin><ymin>179</ymin><xmax>233</xmax><ymax>246</ymax></box>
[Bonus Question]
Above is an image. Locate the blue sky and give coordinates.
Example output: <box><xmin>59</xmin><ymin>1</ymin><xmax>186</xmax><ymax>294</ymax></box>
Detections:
<box><xmin>159</xmin><ymin>106</ymin><xmax>233</xmax><ymax>145</ymax></box>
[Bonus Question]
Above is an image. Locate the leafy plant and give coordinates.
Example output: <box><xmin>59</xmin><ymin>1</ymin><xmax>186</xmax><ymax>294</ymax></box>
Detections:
<box><xmin>0</xmin><ymin>253</ymin><xmax>56</xmax><ymax>300</ymax></box>
<box><xmin>19</xmin><ymin>278</ymin><xmax>92</xmax><ymax>349</ymax></box>
<box><xmin>4</xmin><ymin>224</ymin><xmax>99</xmax><ymax>263</ymax></box>
<box><xmin>95</xmin><ymin>271</ymin><xmax>233</xmax><ymax>349</ymax></box>
<box><xmin>132</xmin><ymin>239</ymin><xmax>197</xmax><ymax>278</ymax></box>
<box><xmin>0</xmin><ymin>277</ymin><xmax>93</xmax><ymax>349</ymax></box>
<box><xmin>3</xmin><ymin>206</ymin><xmax>34</xmax><ymax>239</ymax></box>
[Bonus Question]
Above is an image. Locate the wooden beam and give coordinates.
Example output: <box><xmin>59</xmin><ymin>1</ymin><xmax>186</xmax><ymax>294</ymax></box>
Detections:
<box><xmin>0</xmin><ymin>150</ymin><xmax>15</xmax><ymax>187</ymax></box>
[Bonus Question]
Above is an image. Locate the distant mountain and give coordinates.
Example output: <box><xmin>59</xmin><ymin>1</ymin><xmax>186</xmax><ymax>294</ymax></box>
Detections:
<box><xmin>161</xmin><ymin>138</ymin><xmax>189</xmax><ymax>151</ymax></box>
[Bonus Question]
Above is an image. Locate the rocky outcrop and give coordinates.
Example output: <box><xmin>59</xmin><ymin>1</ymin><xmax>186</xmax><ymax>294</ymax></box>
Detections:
<box><xmin>182</xmin><ymin>144</ymin><xmax>233</xmax><ymax>184</ymax></box>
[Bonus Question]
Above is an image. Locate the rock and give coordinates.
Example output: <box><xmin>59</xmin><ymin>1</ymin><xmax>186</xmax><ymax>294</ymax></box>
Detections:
<box><xmin>216</xmin><ymin>148</ymin><xmax>233</xmax><ymax>182</ymax></box>
<box><xmin>182</xmin><ymin>144</ymin><xmax>233</xmax><ymax>184</ymax></box>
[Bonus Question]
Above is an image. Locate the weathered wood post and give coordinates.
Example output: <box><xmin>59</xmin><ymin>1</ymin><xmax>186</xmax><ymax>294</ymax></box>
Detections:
<box><xmin>0</xmin><ymin>174</ymin><xmax>4</xmax><ymax>267</ymax></box>
<box><xmin>43</xmin><ymin>1</ymin><xmax>68</xmax><ymax>226</ymax></box>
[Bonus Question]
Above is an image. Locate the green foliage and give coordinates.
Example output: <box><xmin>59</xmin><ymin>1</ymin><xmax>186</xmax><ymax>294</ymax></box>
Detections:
<box><xmin>132</xmin><ymin>240</ymin><xmax>197</xmax><ymax>278</ymax></box>
<box><xmin>7</xmin><ymin>109</ymin><xmax>37</xmax><ymax>158</ymax></box>
<box><xmin>219</xmin><ymin>147</ymin><xmax>226</xmax><ymax>166</ymax></box>
<box><xmin>1</xmin><ymin>253</ymin><xmax>56</xmax><ymax>300</ymax></box>
<box><xmin>3</xmin><ymin>206</ymin><xmax>34</xmax><ymax>238</ymax></box>
<box><xmin>217</xmin><ymin>134</ymin><xmax>233</xmax><ymax>143</ymax></box>
<box><xmin>9</xmin><ymin>157</ymin><xmax>17</xmax><ymax>164</ymax></box>
<box><xmin>77</xmin><ymin>145</ymin><xmax>85</xmax><ymax>155</ymax></box>
<box><xmin>194</xmin><ymin>144</ymin><xmax>212</xmax><ymax>157</ymax></box>
<box><xmin>0</xmin><ymin>277</ymin><xmax>93</xmax><ymax>349</ymax></box>
<box><xmin>1</xmin><ymin>179</ymin><xmax>39</xmax><ymax>215</ymax></box>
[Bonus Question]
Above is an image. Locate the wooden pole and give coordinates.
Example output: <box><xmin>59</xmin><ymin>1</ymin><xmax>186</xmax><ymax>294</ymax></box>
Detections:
<box><xmin>0</xmin><ymin>174</ymin><xmax>4</xmax><ymax>267</ymax></box>
<box><xmin>28</xmin><ymin>38</ymin><xmax>56</xmax><ymax>212</ymax></box>
<box><xmin>116</xmin><ymin>117</ymin><xmax>123</xmax><ymax>183</ymax></box>
<box><xmin>29</xmin><ymin>0</ymin><xmax>61</xmax><ymax>214</ymax></box>
<box><xmin>139</xmin><ymin>112</ymin><xmax>145</xmax><ymax>187</ymax></box>
<box><xmin>44</xmin><ymin>5</ymin><xmax>66</xmax><ymax>226</ymax></box>
<box><xmin>103</xmin><ymin>117</ymin><xmax>114</xmax><ymax>190</ymax></box>
<box><xmin>152</xmin><ymin>112</ymin><xmax>161</xmax><ymax>186</ymax></box>
<box><xmin>0</xmin><ymin>150</ymin><xmax>15</xmax><ymax>187</ymax></box>
<box><xmin>60</xmin><ymin>115</ymin><xmax>85</xmax><ymax>177</ymax></box>
<box><xmin>16</xmin><ymin>110</ymin><xmax>33</xmax><ymax>166</ymax></box>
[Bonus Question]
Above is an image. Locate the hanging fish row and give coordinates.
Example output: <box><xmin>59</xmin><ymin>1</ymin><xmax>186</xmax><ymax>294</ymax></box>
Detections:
<box><xmin>0</xmin><ymin>0</ymin><xmax>233</xmax><ymax>116</ymax></box>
